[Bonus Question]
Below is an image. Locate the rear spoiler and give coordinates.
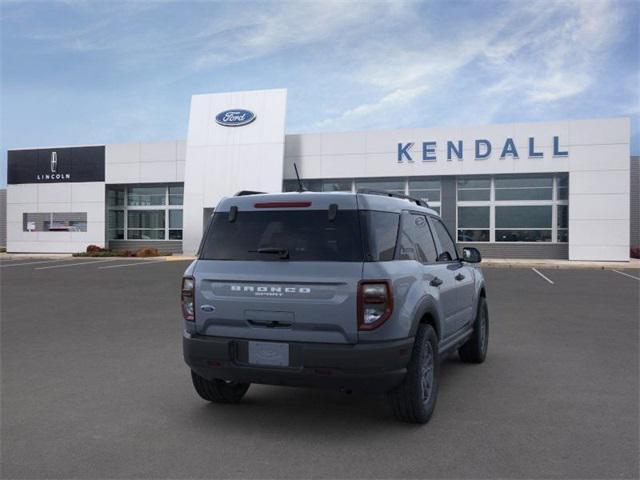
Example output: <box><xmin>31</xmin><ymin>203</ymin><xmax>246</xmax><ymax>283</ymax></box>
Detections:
<box><xmin>234</xmin><ymin>190</ymin><xmax>266</xmax><ymax>196</ymax></box>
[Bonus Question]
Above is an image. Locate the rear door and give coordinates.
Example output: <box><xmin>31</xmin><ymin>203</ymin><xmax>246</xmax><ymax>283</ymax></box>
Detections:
<box><xmin>397</xmin><ymin>212</ymin><xmax>459</xmax><ymax>338</ymax></box>
<box><xmin>428</xmin><ymin>217</ymin><xmax>476</xmax><ymax>333</ymax></box>
<box><xmin>194</xmin><ymin>203</ymin><xmax>363</xmax><ymax>344</ymax></box>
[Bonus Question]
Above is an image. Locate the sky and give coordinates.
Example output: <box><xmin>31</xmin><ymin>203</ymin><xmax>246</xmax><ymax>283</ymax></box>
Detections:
<box><xmin>1</xmin><ymin>0</ymin><xmax>638</xmax><ymax>187</ymax></box>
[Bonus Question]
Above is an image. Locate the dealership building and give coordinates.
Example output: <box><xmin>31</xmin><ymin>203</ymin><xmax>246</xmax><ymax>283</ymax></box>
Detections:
<box><xmin>3</xmin><ymin>88</ymin><xmax>638</xmax><ymax>261</ymax></box>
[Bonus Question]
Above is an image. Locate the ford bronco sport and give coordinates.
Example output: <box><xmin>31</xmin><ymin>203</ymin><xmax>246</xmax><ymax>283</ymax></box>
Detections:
<box><xmin>182</xmin><ymin>190</ymin><xmax>488</xmax><ymax>423</ymax></box>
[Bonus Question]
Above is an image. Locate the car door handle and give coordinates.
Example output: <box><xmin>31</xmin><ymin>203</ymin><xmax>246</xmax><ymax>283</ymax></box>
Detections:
<box><xmin>430</xmin><ymin>277</ymin><xmax>443</xmax><ymax>287</ymax></box>
<box><xmin>455</xmin><ymin>273</ymin><xmax>465</xmax><ymax>281</ymax></box>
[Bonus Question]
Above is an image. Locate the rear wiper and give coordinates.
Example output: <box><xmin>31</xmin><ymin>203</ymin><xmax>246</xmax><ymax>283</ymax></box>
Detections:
<box><xmin>249</xmin><ymin>247</ymin><xmax>290</xmax><ymax>259</ymax></box>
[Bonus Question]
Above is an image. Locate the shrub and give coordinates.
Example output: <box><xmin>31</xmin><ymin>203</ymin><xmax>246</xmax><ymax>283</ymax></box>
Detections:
<box><xmin>631</xmin><ymin>246</ymin><xmax>640</xmax><ymax>259</ymax></box>
<box><xmin>134</xmin><ymin>247</ymin><xmax>161</xmax><ymax>257</ymax></box>
<box><xmin>73</xmin><ymin>250</ymin><xmax>121</xmax><ymax>257</ymax></box>
<box><xmin>73</xmin><ymin>246</ymin><xmax>165</xmax><ymax>257</ymax></box>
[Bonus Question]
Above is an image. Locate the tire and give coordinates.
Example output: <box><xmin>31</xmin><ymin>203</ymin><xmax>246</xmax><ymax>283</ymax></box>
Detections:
<box><xmin>458</xmin><ymin>296</ymin><xmax>489</xmax><ymax>364</ymax></box>
<box><xmin>387</xmin><ymin>324</ymin><xmax>439</xmax><ymax>424</ymax></box>
<box><xmin>191</xmin><ymin>371</ymin><xmax>250</xmax><ymax>404</ymax></box>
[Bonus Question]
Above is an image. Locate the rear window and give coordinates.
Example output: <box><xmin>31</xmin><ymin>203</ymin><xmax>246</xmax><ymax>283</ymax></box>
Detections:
<box><xmin>200</xmin><ymin>210</ymin><xmax>364</xmax><ymax>262</ymax></box>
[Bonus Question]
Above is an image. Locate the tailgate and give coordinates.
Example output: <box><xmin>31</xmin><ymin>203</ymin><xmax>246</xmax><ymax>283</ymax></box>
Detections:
<box><xmin>194</xmin><ymin>260</ymin><xmax>362</xmax><ymax>344</ymax></box>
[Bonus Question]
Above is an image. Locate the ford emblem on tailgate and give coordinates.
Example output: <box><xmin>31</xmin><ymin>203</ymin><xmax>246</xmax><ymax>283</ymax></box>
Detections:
<box><xmin>215</xmin><ymin>109</ymin><xmax>256</xmax><ymax>127</ymax></box>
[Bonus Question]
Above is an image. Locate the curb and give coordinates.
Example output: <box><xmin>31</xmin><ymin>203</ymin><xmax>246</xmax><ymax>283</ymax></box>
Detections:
<box><xmin>481</xmin><ymin>261</ymin><xmax>640</xmax><ymax>270</ymax></box>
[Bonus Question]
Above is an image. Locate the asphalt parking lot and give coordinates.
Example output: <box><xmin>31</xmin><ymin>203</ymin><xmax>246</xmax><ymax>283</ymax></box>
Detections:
<box><xmin>1</xmin><ymin>258</ymin><xmax>638</xmax><ymax>479</ymax></box>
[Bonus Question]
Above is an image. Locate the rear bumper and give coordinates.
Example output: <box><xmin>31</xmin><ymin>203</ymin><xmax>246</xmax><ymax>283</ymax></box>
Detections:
<box><xmin>183</xmin><ymin>333</ymin><xmax>414</xmax><ymax>393</ymax></box>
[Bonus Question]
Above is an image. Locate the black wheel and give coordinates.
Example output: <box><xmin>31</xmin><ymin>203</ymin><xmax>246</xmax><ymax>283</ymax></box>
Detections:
<box><xmin>387</xmin><ymin>324</ymin><xmax>439</xmax><ymax>424</ymax></box>
<box><xmin>458</xmin><ymin>296</ymin><xmax>489</xmax><ymax>364</ymax></box>
<box><xmin>191</xmin><ymin>371</ymin><xmax>250</xmax><ymax>404</ymax></box>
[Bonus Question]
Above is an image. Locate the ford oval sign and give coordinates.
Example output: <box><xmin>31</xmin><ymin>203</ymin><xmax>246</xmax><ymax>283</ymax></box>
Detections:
<box><xmin>215</xmin><ymin>109</ymin><xmax>256</xmax><ymax>127</ymax></box>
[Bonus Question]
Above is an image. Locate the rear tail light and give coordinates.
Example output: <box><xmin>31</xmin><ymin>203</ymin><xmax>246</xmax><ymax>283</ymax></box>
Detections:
<box><xmin>181</xmin><ymin>276</ymin><xmax>195</xmax><ymax>321</ymax></box>
<box><xmin>358</xmin><ymin>281</ymin><xmax>393</xmax><ymax>330</ymax></box>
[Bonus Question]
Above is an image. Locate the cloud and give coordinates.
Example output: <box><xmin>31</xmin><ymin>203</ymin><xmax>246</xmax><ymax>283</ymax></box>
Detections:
<box><xmin>187</xmin><ymin>1</ymin><xmax>412</xmax><ymax>71</ymax></box>
<box><xmin>313</xmin><ymin>85</ymin><xmax>430</xmax><ymax>129</ymax></box>
<box><xmin>308</xmin><ymin>0</ymin><xmax>630</xmax><ymax>131</ymax></box>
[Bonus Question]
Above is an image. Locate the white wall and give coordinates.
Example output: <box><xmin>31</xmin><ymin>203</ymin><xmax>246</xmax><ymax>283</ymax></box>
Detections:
<box><xmin>566</xmin><ymin>120</ymin><xmax>630</xmax><ymax>261</ymax></box>
<box><xmin>105</xmin><ymin>140</ymin><xmax>185</xmax><ymax>183</ymax></box>
<box><xmin>6</xmin><ymin>182</ymin><xmax>105</xmax><ymax>253</ymax></box>
<box><xmin>182</xmin><ymin>88</ymin><xmax>287</xmax><ymax>253</ymax></box>
<box><xmin>284</xmin><ymin>117</ymin><xmax>630</xmax><ymax>261</ymax></box>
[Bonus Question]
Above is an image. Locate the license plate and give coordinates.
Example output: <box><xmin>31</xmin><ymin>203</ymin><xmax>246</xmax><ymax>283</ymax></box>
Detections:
<box><xmin>248</xmin><ymin>341</ymin><xmax>289</xmax><ymax>367</ymax></box>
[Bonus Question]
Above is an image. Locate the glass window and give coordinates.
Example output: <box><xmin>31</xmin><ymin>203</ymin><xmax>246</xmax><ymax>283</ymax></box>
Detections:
<box><xmin>494</xmin><ymin>175</ymin><xmax>553</xmax><ymax>200</ymax></box>
<box><xmin>107</xmin><ymin>188</ymin><xmax>125</xmax><ymax>206</ymax></box>
<box><xmin>458</xmin><ymin>230</ymin><xmax>490</xmax><ymax>242</ymax></box>
<box><xmin>322</xmin><ymin>179</ymin><xmax>352</xmax><ymax>192</ymax></box>
<box><xmin>356</xmin><ymin>178</ymin><xmax>405</xmax><ymax>194</ymax></box>
<box><xmin>127</xmin><ymin>186</ymin><xmax>166</xmax><ymax>206</ymax></box>
<box><xmin>303</xmin><ymin>180</ymin><xmax>322</xmax><ymax>191</ymax></box>
<box><xmin>108</xmin><ymin>210</ymin><xmax>124</xmax><ymax>239</ymax></box>
<box><xmin>557</xmin><ymin>205</ymin><xmax>568</xmax><ymax>229</ymax></box>
<box><xmin>557</xmin><ymin>204</ymin><xmax>568</xmax><ymax>243</ymax></box>
<box><xmin>108</xmin><ymin>229</ymin><xmax>124</xmax><ymax>240</ymax></box>
<box><xmin>457</xmin><ymin>206</ymin><xmax>490</xmax><ymax>242</ymax></box>
<box><xmin>557</xmin><ymin>174</ymin><xmax>569</xmax><ymax>200</ymax></box>
<box><xmin>360</xmin><ymin>211</ymin><xmax>399</xmax><ymax>261</ymax></box>
<box><xmin>409</xmin><ymin>178</ymin><xmax>441</xmax><ymax>203</ymax></box>
<box><xmin>128</xmin><ymin>210</ymin><xmax>165</xmax><ymax>229</ymax></box>
<box><xmin>169</xmin><ymin>185</ymin><xmax>184</xmax><ymax>205</ymax></box>
<box><xmin>23</xmin><ymin>212</ymin><xmax>87</xmax><ymax>232</ymax></box>
<box><xmin>430</xmin><ymin>218</ymin><xmax>458</xmax><ymax>261</ymax></box>
<box><xmin>458</xmin><ymin>207</ymin><xmax>490</xmax><ymax>228</ymax></box>
<box><xmin>496</xmin><ymin>230</ymin><xmax>552</xmax><ymax>242</ymax></box>
<box><xmin>108</xmin><ymin>210</ymin><xmax>124</xmax><ymax>229</ymax></box>
<box><xmin>169</xmin><ymin>210</ymin><xmax>183</xmax><ymax>229</ymax></box>
<box><xmin>127</xmin><ymin>210</ymin><xmax>165</xmax><ymax>240</ymax></box>
<box><xmin>495</xmin><ymin>206</ymin><xmax>551</xmax><ymax>229</ymax></box>
<box><xmin>397</xmin><ymin>214</ymin><xmax>437</xmax><ymax>263</ymax></box>
<box><xmin>127</xmin><ymin>230</ymin><xmax>165</xmax><ymax>240</ymax></box>
<box><xmin>282</xmin><ymin>180</ymin><xmax>299</xmax><ymax>192</ymax></box>
<box><xmin>457</xmin><ymin>178</ymin><xmax>491</xmax><ymax>201</ymax></box>
<box><xmin>495</xmin><ymin>206</ymin><xmax>551</xmax><ymax>242</ymax></box>
<box><xmin>201</xmin><ymin>210</ymin><xmax>363</xmax><ymax>262</ymax></box>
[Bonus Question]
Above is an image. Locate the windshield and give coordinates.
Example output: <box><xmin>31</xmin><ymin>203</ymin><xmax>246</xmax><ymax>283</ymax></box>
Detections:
<box><xmin>200</xmin><ymin>210</ymin><xmax>364</xmax><ymax>261</ymax></box>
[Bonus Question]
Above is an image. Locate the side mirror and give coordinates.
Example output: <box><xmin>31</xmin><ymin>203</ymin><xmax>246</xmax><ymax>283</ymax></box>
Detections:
<box><xmin>462</xmin><ymin>247</ymin><xmax>482</xmax><ymax>263</ymax></box>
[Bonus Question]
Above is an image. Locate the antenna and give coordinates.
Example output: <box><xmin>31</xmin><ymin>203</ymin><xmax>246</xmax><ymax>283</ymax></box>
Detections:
<box><xmin>293</xmin><ymin>163</ymin><xmax>306</xmax><ymax>192</ymax></box>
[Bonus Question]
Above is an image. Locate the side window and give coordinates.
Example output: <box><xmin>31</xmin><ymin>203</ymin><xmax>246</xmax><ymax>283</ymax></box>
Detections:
<box><xmin>431</xmin><ymin>218</ymin><xmax>458</xmax><ymax>262</ymax></box>
<box><xmin>361</xmin><ymin>211</ymin><xmax>400</xmax><ymax>261</ymax></box>
<box><xmin>398</xmin><ymin>213</ymin><xmax>438</xmax><ymax>263</ymax></box>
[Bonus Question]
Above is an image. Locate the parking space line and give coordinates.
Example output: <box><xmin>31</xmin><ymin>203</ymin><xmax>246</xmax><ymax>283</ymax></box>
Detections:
<box><xmin>532</xmin><ymin>268</ymin><xmax>554</xmax><ymax>284</ymax></box>
<box><xmin>0</xmin><ymin>259</ymin><xmax>70</xmax><ymax>268</ymax></box>
<box><xmin>34</xmin><ymin>259</ymin><xmax>118</xmax><ymax>270</ymax></box>
<box><xmin>612</xmin><ymin>269</ymin><xmax>640</xmax><ymax>281</ymax></box>
<box><xmin>98</xmin><ymin>260</ymin><xmax>167</xmax><ymax>269</ymax></box>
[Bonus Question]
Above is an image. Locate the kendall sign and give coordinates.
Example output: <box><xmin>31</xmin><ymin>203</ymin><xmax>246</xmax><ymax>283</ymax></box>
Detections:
<box><xmin>397</xmin><ymin>136</ymin><xmax>568</xmax><ymax>163</ymax></box>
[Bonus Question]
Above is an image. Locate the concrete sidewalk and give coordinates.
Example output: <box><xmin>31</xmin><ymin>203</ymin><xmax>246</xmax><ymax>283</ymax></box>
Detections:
<box><xmin>481</xmin><ymin>257</ymin><xmax>640</xmax><ymax>270</ymax></box>
<box><xmin>2</xmin><ymin>252</ymin><xmax>638</xmax><ymax>270</ymax></box>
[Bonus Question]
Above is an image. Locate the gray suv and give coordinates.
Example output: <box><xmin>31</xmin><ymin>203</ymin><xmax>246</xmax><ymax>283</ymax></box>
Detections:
<box><xmin>182</xmin><ymin>190</ymin><xmax>488</xmax><ymax>423</ymax></box>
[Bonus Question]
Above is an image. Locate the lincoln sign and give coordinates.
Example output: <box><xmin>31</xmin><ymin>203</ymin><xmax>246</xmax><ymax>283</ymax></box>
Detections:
<box><xmin>7</xmin><ymin>146</ymin><xmax>105</xmax><ymax>185</ymax></box>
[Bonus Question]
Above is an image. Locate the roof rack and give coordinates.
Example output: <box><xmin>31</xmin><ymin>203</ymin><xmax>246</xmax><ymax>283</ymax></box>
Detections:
<box><xmin>234</xmin><ymin>190</ymin><xmax>266</xmax><ymax>196</ymax></box>
<box><xmin>357</xmin><ymin>188</ymin><xmax>429</xmax><ymax>208</ymax></box>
